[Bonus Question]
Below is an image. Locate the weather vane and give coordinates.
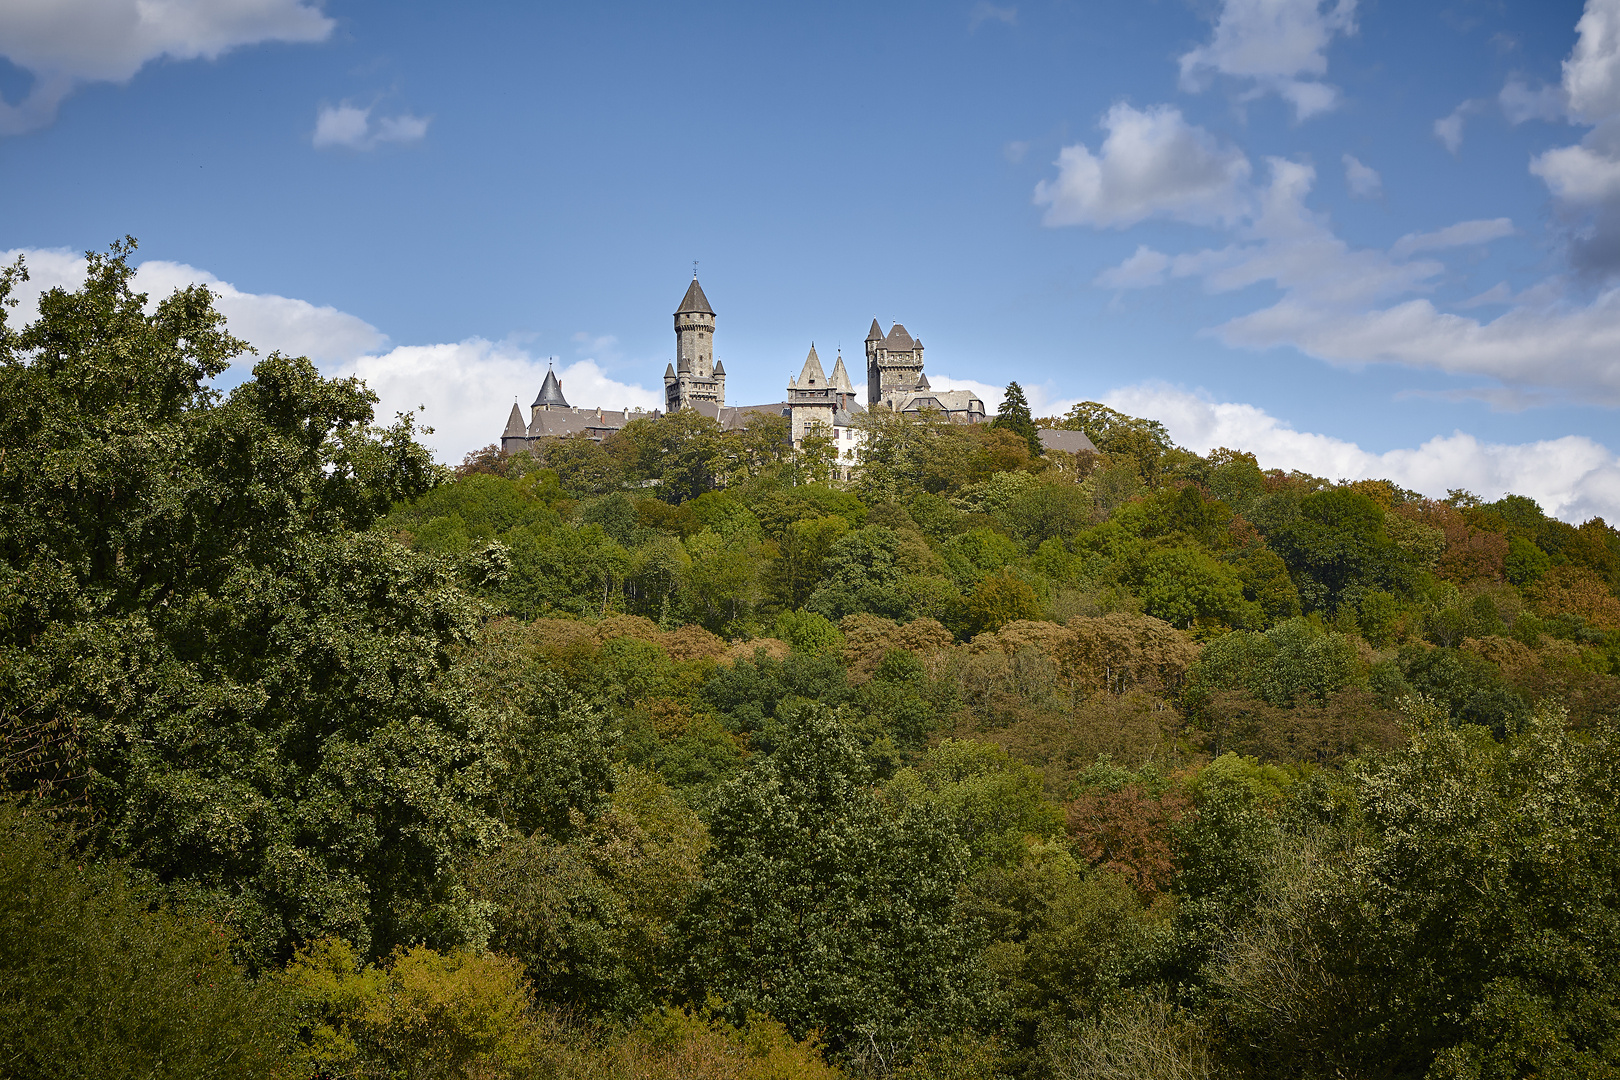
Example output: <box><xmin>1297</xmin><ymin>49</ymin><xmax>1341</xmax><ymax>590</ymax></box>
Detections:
<box><xmin>693</xmin><ymin>260</ymin><xmax>699</xmax><ymax>279</ymax></box>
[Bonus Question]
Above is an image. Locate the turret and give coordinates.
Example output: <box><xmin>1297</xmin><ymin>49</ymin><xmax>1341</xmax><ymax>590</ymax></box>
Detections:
<box><xmin>670</xmin><ymin>275</ymin><xmax>723</xmax><ymax>410</ymax></box>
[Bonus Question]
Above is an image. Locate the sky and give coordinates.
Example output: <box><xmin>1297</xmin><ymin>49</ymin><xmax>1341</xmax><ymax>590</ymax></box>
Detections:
<box><xmin>3</xmin><ymin>0</ymin><xmax>1620</xmax><ymax>522</ymax></box>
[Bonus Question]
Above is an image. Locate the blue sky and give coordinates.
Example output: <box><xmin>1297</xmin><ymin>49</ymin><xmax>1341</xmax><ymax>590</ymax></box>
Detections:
<box><xmin>4</xmin><ymin>0</ymin><xmax>1620</xmax><ymax>520</ymax></box>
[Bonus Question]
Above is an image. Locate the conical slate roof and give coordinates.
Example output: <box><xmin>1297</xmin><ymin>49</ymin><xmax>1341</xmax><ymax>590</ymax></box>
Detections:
<box><xmin>713</xmin><ymin>359</ymin><xmax>725</xmax><ymax>375</ymax></box>
<box><xmin>676</xmin><ymin>277</ymin><xmax>714</xmax><ymax>315</ymax></box>
<box><xmin>883</xmin><ymin>323</ymin><xmax>916</xmax><ymax>351</ymax></box>
<box><xmin>829</xmin><ymin>354</ymin><xmax>855</xmax><ymax>392</ymax></box>
<box><xmin>665</xmin><ymin>362</ymin><xmax>676</xmax><ymax>378</ymax></box>
<box><xmin>533</xmin><ymin>368</ymin><xmax>569</xmax><ymax>408</ymax></box>
<box><xmin>866</xmin><ymin>318</ymin><xmax>884</xmax><ymax>342</ymax></box>
<box><xmin>503</xmin><ymin>402</ymin><xmax>527</xmax><ymax>438</ymax></box>
<box><xmin>796</xmin><ymin>345</ymin><xmax>828</xmax><ymax>388</ymax></box>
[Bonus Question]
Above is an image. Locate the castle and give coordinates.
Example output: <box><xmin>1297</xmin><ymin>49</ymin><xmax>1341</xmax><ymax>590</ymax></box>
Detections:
<box><xmin>499</xmin><ymin>275</ymin><xmax>991</xmax><ymax>465</ymax></box>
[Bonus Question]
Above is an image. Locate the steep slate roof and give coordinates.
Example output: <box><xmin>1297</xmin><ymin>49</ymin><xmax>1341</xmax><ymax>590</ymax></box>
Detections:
<box><xmin>829</xmin><ymin>355</ymin><xmax>855</xmax><ymax>392</ymax></box>
<box><xmin>866</xmin><ymin>318</ymin><xmax>884</xmax><ymax>342</ymax></box>
<box><xmin>1037</xmin><ymin>428</ymin><xmax>1100</xmax><ymax>454</ymax></box>
<box><xmin>503</xmin><ymin>402</ymin><xmax>527</xmax><ymax>438</ymax></box>
<box><xmin>533</xmin><ymin>368</ymin><xmax>569</xmax><ymax>408</ymax></box>
<box><xmin>796</xmin><ymin>345</ymin><xmax>828</xmax><ymax>387</ymax></box>
<box><xmin>713</xmin><ymin>360</ymin><xmax>725</xmax><ymax>375</ymax></box>
<box><xmin>676</xmin><ymin>278</ymin><xmax>714</xmax><ymax>315</ymax></box>
<box><xmin>882</xmin><ymin>323</ymin><xmax>916</xmax><ymax>351</ymax></box>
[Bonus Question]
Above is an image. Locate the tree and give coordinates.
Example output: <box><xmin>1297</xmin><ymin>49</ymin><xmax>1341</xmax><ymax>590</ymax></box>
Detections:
<box><xmin>993</xmin><ymin>381</ymin><xmax>1043</xmax><ymax>457</ymax></box>
<box><xmin>1057</xmin><ymin>402</ymin><xmax>1176</xmax><ymax>486</ymax></box>
<box><xmin>0</xmin><ymin>805</ymin><xmax>296</xmax><ymax>1079</ymax></box>
<box><xmin>1268</xmin><ymin>487</ymin><xmax>1415</xmax><ymax>614</ymax></box>
<box><xmin>1212</xmin><ymin>704</ymin><xmax>1620</xmax><ymax>1079</ymax></box>
<box><xmin>0</xmin><ymin>242</ymin><xmax>532</xmax><ymax>965</ymax></box>
<box><xmin>676</xmin><ymin>707</ymin><xmax>989</xmax><ymax>1065</ymax></box>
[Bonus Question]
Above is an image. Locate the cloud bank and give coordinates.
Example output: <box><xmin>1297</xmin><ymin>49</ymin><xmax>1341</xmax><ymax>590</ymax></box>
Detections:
<box><xmin>0</xmin><ymin>0</ymin><xmax>333</xmax><ymax>135</ymax></box>
<box><xmin>1106</xmin><ymin>383</ymin><xmax>1620</xmax><ymax>524</ymax></box>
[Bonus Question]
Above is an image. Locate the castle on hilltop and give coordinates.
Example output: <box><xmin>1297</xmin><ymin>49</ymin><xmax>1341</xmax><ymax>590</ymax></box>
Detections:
<box><xmin>499</xmin><ymin>275</ymin><xmax>994</xmax><ymax>467</ymax></box>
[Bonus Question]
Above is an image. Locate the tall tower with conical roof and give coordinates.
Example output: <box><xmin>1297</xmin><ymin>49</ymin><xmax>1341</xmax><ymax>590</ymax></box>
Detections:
<box><xmin>866</xmin><ymin>319</ymin><xmax>926</xmax><ymax>409</ymax></box>
<box><xmin>667</xmin><ymin>275</ymin><xmax>725</xmax><ymax>412</ymax></box>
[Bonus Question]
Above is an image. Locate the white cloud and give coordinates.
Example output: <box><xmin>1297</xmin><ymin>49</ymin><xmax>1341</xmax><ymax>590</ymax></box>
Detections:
<box><xmin>338</xmin><ymin>344</ymin><xmax>661</xmax><ymax>461</ymax></box>
<box><xmin>1178</xmin><ymin>0</ymin><xmax>1357</xmax><ymax>121</ymax></box>
<box><xmin>1433</xmin><ymin>100</ymin><xmax>1481</xmax><ymax>154</ymax></box>
<box><xmin>0</xmin><ymin>247</ymin><xmax>385</xmax><ymax>365</ymax></box>
<box><xmin>1524</xmin><ymin>0</ymin><xmax>1620</xmax><ymax>274</ymax></box>
<box><xmin>1033</xmin><ymin>103</ymin><xmax>1252</xmax><ymax>228</ymax></box>
<box><xmin>313</xmin><ymin>103</ymin><xmax>430</xmax><ymax>150</ymax></box>
<box><xmin>1074</xmin><ymin>160</ymin><xmax>1620</xmax><ymax>406</ymax></box>
<box><xmin>1095</xmin><ymin>245</ymin><xmax>1172</xmax><ymax>289</ymax></box>
<box><xmin>1389</xmin><ymin>218</ymin><xmax>1515</xmax><ymax>259</ymax></box>
<box><xmin>0</xmin><ymin>0</ymin><xmax>332</xmax><ymax>135</ymax></box>
<box><xmin>1500</xmin><ymin>77</ymin><xmax>1567</xmax><ymax>124</ymax></box>
<box><xmin>1342</xmin><ymin>153</ymin><xmax>1381</xmax><ymax>198</ymax></box>
<box><xmin>0</xmin><ymin>245</ymin><xmax>663</xmax><ymax>463</ymax></box>
<box><xmin>969</xmin><ymin>3</ymin><xmax>1017</xmax><ymax>29</ymax></box>
<box><xmin>1563</xmin><ymin>0</ymin><xmax>1620</xmax><ymax>124</ymax></box>
<box><xmin>1103</xmin><ymin>382</ymin><xmax>1620</xmax><ymax>523</ymax></box>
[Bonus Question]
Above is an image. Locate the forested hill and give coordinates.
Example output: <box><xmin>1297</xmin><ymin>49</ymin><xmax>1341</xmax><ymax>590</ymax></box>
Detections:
<box><xmin>4</xmin><ymin>246</ymin><xmax>1619</xmax><ymax>1079</ymax></box>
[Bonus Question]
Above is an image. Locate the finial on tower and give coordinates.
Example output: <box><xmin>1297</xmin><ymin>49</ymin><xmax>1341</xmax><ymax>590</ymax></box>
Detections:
<box><xmin>693</xmin><ymin>260</ymin><xmax>699</xmax><ymax>279</ymax></box>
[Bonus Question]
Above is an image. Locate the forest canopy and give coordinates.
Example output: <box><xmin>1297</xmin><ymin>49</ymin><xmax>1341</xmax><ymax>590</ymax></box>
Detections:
<box><xmin>3</xmin><ymin>243</ymin><xmax>1619</xmax><ymax>1079</ymax></box>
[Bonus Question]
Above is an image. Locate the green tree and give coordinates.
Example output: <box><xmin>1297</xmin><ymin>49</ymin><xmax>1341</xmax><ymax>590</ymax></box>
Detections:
<box><xmin>993</xmin><ymin>381</ymin><xmax>1043</xmax><ymax>457</ymax></box>
<box><xmin>676</xmin><ymin>708</ymin><xmax>988</xmax><ymax>1064</ymax></box>
<box><xmin>0</xmin><ymin>805</ymin><xmax>295</xmax><ymax>1079</ymax></box>
<box><xmin>0</xmin><ymin>242</ymin><xmax>524</xmax><ymax>964</ymax></box>
<box><xmin>1213</xmin><ymin>704</ymin><xmax>1620</xmax><ymax>1080</ymax></box>
<box><xmin>1269</xmin><ymin>487</ymin><xmax>1415</xmax><ymax>614</ymax></box>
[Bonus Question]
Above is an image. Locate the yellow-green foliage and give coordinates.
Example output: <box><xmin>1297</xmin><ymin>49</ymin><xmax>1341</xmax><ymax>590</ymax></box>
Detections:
<box><xmin>280</xmin><ymin>937</ymin><xmax>541</xmax><ymax>1079</ymax></box>
<box><xmin>596</xmin><ymin>1007</ymin><xmax>845</xmax><ymax>1080</ymax></box>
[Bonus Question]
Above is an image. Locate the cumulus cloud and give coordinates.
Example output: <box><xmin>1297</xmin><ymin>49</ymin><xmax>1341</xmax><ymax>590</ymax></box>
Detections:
<box><xmin>1103</xmin><ymin>382</ymin><xmax>1620</xmax><ymax>523</ymax></box>
<box><xmin>1523</xmin><ymin>0</ymin><xmax>1620</xmax><ymax>275</ymax></box>
<box><xmin>1178</xmin><ymin>0</ymin><xmax>1357</xmax><ymax>121</ymax></box>
<box><xmin>1342</xmin><ymin>153</ymin><xmax>1381</xmax><ymax>198</ymax></box>
<box><xmin>0</xmin><ymin>247</ymin><xmax>385</xmax><ymax>365</ymax></box>
<box><xmin>338</xmin><ymin>345</ymin><xmax>661</xmax><ymax>462</ymax></box>
<box><xmin>0</xmin><ymin>245</ymin><xmax>662</xmax><ymax>463</ymax></box>
<box><xmin>1033</xmin><ymin>103</ymin><xmax>1252</xmax><ymax>228</ymax></box>
<box><xmin>0</xmin><ymin>0</ymin><xmax>332</xmax><ymax>135</ymax></box>
<box><xmin>313</xmin><ymin>103</ymin><xmax>430</xmax><ymax>151</ymax></box>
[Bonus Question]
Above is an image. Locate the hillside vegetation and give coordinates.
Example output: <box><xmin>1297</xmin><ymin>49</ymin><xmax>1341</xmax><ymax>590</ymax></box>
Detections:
<box><xmin>3</xmin><ymin>244</ymin><xmax>1619</xmax><ymax>1079</ymax></box>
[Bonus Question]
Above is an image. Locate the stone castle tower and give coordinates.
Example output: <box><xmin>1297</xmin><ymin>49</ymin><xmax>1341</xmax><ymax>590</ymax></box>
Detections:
<box><xmin>664</xmin><ymin>276</ymin><xmax>726</xmax><ymax>412</ymax></box>
<box><xmin>865</xmin><ymin>318</ymin><xmax>926</xmax><ymax>408</ymax></box>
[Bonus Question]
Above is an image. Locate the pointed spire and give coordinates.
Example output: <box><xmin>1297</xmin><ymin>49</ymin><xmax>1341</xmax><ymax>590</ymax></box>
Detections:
<box><xmin>829</xmin><ymin>353</ymin><xmax>855</xmax><ymax>393</ymax></box>
<box><xmin>503</xmin><ymin>402</ymin><xmax>526</xmax><ymax>438</ymax></box>
<box><xmin>713</xmin><ymin>359</ymin><xmax>725</xmax><ymax>375</ymax></box>
<box><xmin>664</xmin><ymin>362</ymin><xmax>676</xmax><ymax>379</ymax></box>
<box><xmin>866</xmin><ymin>318</ymin><xmax>883</xmax><ymax>343</ymax></box>
<box><xmin>796</xmin><ymin>344</ymin><xmax>828</xmax><ymax>388</ymax></box>
<box><xmin>676</xmin><ymin>277</ymin><xmax>714</xmax><ymax>315</ymax></box>
<box><xmin>533</xmin><ymin>366</ymin><xmax>569</xmax><ymax>408</ymax></box>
